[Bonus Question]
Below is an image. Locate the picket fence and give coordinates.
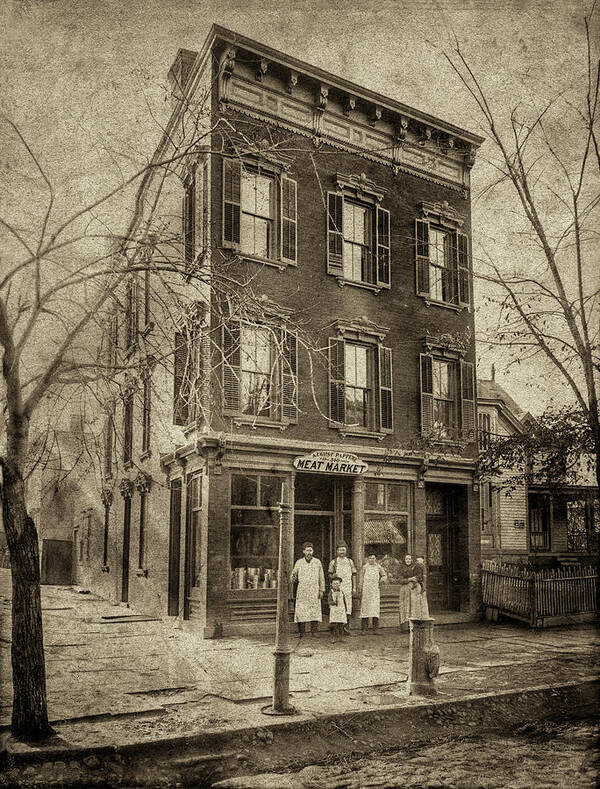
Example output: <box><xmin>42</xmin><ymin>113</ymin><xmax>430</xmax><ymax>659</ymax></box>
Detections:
<box><xmin>481</xmin><ymin>560</ymin><xmax>598</xmax><ymax>627</ymax></box>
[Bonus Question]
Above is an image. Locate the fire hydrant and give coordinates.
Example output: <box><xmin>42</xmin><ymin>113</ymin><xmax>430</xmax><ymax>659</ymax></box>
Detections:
<box><xmin>408</xmin><ymin>618</ymin><xmax>439</xmax><ymax>696</ymax></box>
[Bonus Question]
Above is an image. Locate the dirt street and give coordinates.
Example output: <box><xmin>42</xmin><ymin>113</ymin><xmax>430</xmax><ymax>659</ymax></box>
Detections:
<box><xmin>214</xmin><ymin>718</ymin><xmax>599</xmax><ymax>789</ymax></box>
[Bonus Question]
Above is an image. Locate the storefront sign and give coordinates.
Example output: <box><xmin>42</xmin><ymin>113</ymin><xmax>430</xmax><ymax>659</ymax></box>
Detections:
<box><xmin>293</xmin><ymin>450</ymin><xmax>368</xmax><ymax>475</ymax></box>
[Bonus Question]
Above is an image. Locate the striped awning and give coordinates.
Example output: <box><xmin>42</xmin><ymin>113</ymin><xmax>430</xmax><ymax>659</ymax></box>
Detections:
<box><xmin>364</xmin><ymin>519</ymin><xmax>406</xmax><ymax>544</ymax></box>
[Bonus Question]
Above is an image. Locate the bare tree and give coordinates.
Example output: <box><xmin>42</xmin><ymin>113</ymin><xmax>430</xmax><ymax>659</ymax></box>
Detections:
<box><xmin>445</xmin><ymin>8</ymin><xmax>600</xmax><ymax>494</ymax></box>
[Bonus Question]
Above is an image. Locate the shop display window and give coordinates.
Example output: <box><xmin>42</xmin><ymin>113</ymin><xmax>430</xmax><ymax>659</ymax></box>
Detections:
<box><xmin>364</xmin><ymin>482</ymin><xmax>410</xmax><ymax>583</ymax></box>
<box><xmin>230</xmin><ymin>473</ymin><xmax>283</xmax><ymax>590</ymax></box>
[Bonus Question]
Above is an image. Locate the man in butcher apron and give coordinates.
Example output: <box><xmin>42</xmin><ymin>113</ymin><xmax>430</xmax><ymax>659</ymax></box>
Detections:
<box><xmin>291</xmin><ymin>542</ymin><xmax>325</xmax><ymax>637</ymax></box>
<box><xmin>328</xmin><ymin>542</ymin><xmax>356</xmax><ymax>635</ymax></box>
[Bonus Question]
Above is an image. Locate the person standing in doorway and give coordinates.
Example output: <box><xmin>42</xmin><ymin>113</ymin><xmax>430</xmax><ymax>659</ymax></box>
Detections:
<box><xmin>291</xmin><ymin>542</ymin><xmax>325</xmax><ymax>637</ymax></box>
<box><xmin>328</xmin><ymin>542</ymin><xmax>356</xmax><ymax>635</ymax></box>
<box><xmin>359</xmin><ymin>553</ymin><xmax>387</xmax><ymax>634</ymax></box>
<box><xmin>398</xmin><ymin>554</ymin><xmax>424</xmax><ymax>633</ymax></box>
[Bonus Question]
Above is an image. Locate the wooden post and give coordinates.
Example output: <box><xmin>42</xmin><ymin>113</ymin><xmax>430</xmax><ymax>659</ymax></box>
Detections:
<box><xmin>262</xmin><ymin>479</ymin><xmax>296</xmax><ymax>716</ymax></box>
<box><xmin>408</xmin><ymin>618</ymin><xmax>439</xmax><ymax>696</ymax></box>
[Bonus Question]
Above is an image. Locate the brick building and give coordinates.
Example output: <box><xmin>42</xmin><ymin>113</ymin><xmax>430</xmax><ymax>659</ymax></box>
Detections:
<box><xmin>76</xmin><ymin>27</ymin><xmax>484</xmax><ymax>636</ymax></box>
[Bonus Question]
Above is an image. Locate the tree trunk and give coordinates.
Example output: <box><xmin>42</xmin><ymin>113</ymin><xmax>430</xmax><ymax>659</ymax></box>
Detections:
<box><xmin>0</xmin><ymin>459</ymin><xmax>53</xmax><ymax>740</ymax></box>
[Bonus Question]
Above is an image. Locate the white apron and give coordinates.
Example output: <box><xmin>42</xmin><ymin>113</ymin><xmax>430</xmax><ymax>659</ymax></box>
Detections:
<box><xmin>329</xmin><ymin>556</ymin><xmax>355</xmax><ymax>615</ymax></box>
<box><xmin>360</xmin><ymin>563</ymin><xmax>383</xmax><ymax>619</ymax></box>
<box><xmin>292</xmin><ymin>558</ymin><xmax>325</xmax><ymax>623</ymax></box>
<box><xmin>328</xmin><ymin>589</ymin><xmax>348</xmax><ymax>624</ymax></box>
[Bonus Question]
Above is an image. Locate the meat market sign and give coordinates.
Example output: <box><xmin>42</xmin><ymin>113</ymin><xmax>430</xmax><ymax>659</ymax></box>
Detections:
<box><xmin>293</xmin><ymin>451</ymin><xmax>368</xmax><ymax>475</ymax></box>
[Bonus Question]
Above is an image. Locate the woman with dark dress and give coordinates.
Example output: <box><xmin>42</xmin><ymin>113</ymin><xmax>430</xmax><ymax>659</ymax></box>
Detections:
<box><xmin>398</xmin><ymin>554</ymin><xmax>424</xmax><ymax>632</ymax></box>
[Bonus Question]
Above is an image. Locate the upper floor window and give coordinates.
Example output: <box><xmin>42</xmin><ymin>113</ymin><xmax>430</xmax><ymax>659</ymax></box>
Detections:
<box><xmin>478</xmin><ymin>412</ymin><xmax>492</xmax><ymax>449</ymax></box>
<box><xmin>123</xmin><ymin>392</ymin><xmax>134</xmax><ymax>465</ymax></box>
<box><xmin>125</xmin><ymin>278</ymin><xmax>138</xmax><ymax>350</ymax></box>
<box><xmin>222</xmin><ymin>157</ymin><xmax>297</xmax><ymax>265</ymax></box>
<box><xmin>329</xmin><ymin>329</ymin><xmax>393</xmax><ymax>436</ymax></box>
<box><xmin>420</xmin><ymin>352</ymin><xmax>475</xmax><ymax>443</ymax></box>
<box><xmin>415</xmin><ymin>202</ymin><xmax>470</xmax><ymax>308</ymax></box>
<box><xmin>326</xmin><ymin>174</ymin><xmax>390</xmax><ymax>290</ymax></box>
<box><xmin>222</xmin><ymin>318</ymin><xmax>298</xmax><ymax>425</ymax></box>
<box><xmin>183</xmin><ymin>172</ymin><xmax>196</xmax><ymax>270</ymax></box>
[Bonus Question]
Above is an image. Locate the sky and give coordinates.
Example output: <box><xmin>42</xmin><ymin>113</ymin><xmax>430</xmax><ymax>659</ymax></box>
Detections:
<box><xmin>1</xmin><ymin>0</ymin><xmax>596</xmax><ymax>416</ymax></box>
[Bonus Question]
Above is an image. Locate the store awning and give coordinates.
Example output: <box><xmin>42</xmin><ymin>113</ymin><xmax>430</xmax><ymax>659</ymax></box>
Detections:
<box><xmin>364</xmin><ymin>519</ymin><xmax>406</xmax><ymax>544</ymax></box>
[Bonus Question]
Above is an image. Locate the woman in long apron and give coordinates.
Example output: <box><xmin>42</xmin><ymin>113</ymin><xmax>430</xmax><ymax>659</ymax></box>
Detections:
<box><xmin>398</xmin><ymin>554</ymin><xmax>422</xmax><ymax>632</ymax></box>
<box><xmin>359</xmin><ymin>554</ymin><xmax>387</xmax><ymax>634</ymax></box>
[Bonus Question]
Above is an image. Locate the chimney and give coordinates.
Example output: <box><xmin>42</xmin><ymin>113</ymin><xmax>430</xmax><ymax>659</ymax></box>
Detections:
<box><xmin>168</xmin><ymin>49</ymin><xmax>198</xmax><ymax>107</ymax></box>
<box><xmin>491</xmin><ymin>363</ymin><xmax>496</xmax><ymax>381</ymax></box>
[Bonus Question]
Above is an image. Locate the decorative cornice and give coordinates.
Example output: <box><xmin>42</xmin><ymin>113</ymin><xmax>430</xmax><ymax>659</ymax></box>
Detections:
<box><xmin>418</xmin><ymin>200</ymin><xmax>464</xmax><ymax>229</ymax></box>
<box><xmin>134</xmin><ymin>472</ymin><xmax>152</xmax><ymax>493</ymax></box>
<box><xmin>334</xmin><ymin>171</ymin><xmax>386</xmax><ymax>203</ymax></box>
<box><xmin>334</xmin><ymin>316</ymin><xmax>390</xmax><ymax>342</ymax></box>
<box><xmin>119</xmin><ymin>478</ymin><xmax>134</xmax><ymax>499</ymax></box>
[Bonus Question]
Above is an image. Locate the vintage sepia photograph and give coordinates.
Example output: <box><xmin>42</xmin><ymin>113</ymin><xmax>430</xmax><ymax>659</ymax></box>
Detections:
<box><xmin>0</xmin><ymin>0</ymin><xmax>598</xmax><ymax>786</ymax></box>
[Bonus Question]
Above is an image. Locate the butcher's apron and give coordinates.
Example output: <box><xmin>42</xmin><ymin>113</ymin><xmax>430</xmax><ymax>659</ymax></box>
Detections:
<box><xmin>331</xmin><ymin>557</ymin><xmax>355</xmax><ymax>615</ymax></box>
<box><xmin>360</xmin><ymin>564</ymin><xmax>382</xmax><ymax>619</ymax></box>
<box><xmin>293</xmin><ymin>558</ymin><xmax>324</xmax><ymax>622</ymax></box>
<box><xmin>328</xmin><ymin>589</ymin><xmax>348</xmax><ymax>623</ymax></box>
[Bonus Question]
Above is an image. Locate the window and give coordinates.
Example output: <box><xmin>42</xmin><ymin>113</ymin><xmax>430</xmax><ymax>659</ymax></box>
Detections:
<box><xmin>142</xmin><ymin>377</ymin><xmax>151</xmax><ymax>454</ymax></box>
<box><xmin>480</xmin><ymin>481</ymin><xmax>496</xmax><ymax>536</ymax></box>
<box><xmin>173</xmin><ymin>330</ymin><xmax>199</xmax><ymax>426</ymax></box>
<box><xmin>138</xmin><ymin>491</ymin><xmax>147</xmax><ymax>570</ymax></box>
<box><xmin>183</xmin><ymin>172</ymin><xmax>196</xmax><ymax>270</ymax></box>
<box><xmin>109</xmin><ymin>312</ymin><xmax>119</xmax><ymax>368</ymax></box>
<box><xmin>125</xmin><ymin>278</ymin><xmax>138</xmax><ymax>349</ymax></box>
<box><xmin>102</xmin><ymin>501</ymin><xmax>110</xmax><ymax>567</ymax></box>
<box><xmin>327</xmin><ymin>188</ymin><xmax>390</xmax><ymax>288</ymax></box>
<box><xmin>420</xmin><ymin>354</ymin><xmax>475</xmax><ymax>442</ymax></box>
<box><xmin>529</xmin><ymin>493</ymin><xmax>550</xmax><ymax>551</ymax></box>
<box><xmin>479</xmin><ymin>412</ymin><xmax>491</xmax><ymax>450</ymax></box>
<box><xmin>415</xmin><ymin>212</ymin><xmax>470</xmax><ymax>307</ymax></box>
<box><xmin>104</xmin><ymin>414</ymin><xmax>114</xmax><ymax>478</ymax></box>
<box><xmin>222</xmin><ymin>158</ymin><xmax>297</xmax><ymax>265</ymax></box>
<box><xmin>123</xmin><ymin>392</ymin><xmax>133</xmax><ymax>465</ymax></box>
<box><xmin>186</xmin><ymin>473</ymin><xmax>203</xmax><ymax>588</ymax></box>
<box><xmin>567</xmin><ymin>499</ymin><xmax>598</xmax><ymax>553</ymax></box>
<box><xmin>230</xmin><ymin>473</ymin><xmax>282</xmax><ymax>590</ymax></box>
<box><xmin>364</xmin><ymin>482</ymin><xmax>410</xmax><ymax>582</ymax></box>
<box><xmin>329</xmin><ymin>338</ymin><xmax>393</xmax><ymax>433</ymax></box>
<box><xmin>222</xmin><ymin>320</ymin><xmax>297</xmax><ymax>424</ymax></box>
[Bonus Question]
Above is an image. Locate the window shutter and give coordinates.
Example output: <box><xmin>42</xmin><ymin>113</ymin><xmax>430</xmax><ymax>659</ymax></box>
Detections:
<box><xmin>222</xmin><ymin>320</ymin><xmax>241</xmax><ymax>412</ymax></box>
<box><xmin>222</xmin><ymin>158</ymin><xmax>241</xmax><ymax>247</ymax></box>
<box><xmin>379</xmin><ymin>346</ymin><xmax>393</xmax><ymax>432</ymax></box>
<box><xmin>376</xmin><ymin>206</ymin><xmax>391</xmax><ymax>287</ymax></box>
<box><xmin>183</xmin><ymin>176</ymin><xmax>196</xmax><ymax>270</ymax></box>
<box><xmin>281</xmin><ymin>175</ymin><xmax>297</xmax><ymax>265</ymax></box>
<box><xmin>173</xmin><ymin>332</ymin><xmax>189</xmax><ymax>425</ymax></box>
<box><xmin>457</xmin><ymin>232</ymin><xmax>470</xmax><ymax>306</ymax></box>
<box><xmin>420</xmin><ymin>353</ymin><xmax>434</xmax><ymax>436</ymax></box>
<box><xmin>415</xmin><ymin>219</ymin><xmax>430</xmax><ymax>296</ymax></box>
<box><xmin>281</xmin><ymin>329</ymin><xmax>298</xmax><ymax>422</ymax></box>
<box><xmin>460</xmin><ymin>360</ymin><xmax>475</xmax><ymax>440</ymax></box>
<box><xmin>329</xmin><ymin>338</ymin><xmax>345</xmax><ymax>424</ymax></box>
<box><xmin>326</xmin><ymin>192</ymin><xmax>344</xmax><ymax>276</ymax></box>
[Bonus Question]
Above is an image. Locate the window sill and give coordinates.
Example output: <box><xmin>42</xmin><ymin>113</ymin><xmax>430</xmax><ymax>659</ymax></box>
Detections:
<box><xmin>136</xmin><ymin>568</ymin><xmax>148</xmax><ymax>578</ymax></box>
<box><xmin>241</xmin><ymin>254</ymin><xmax>291</xmax><ymax>271</ymax></box>
<box><xmin>123</xmin><ymin>461</ymin><xmax>133</xmax><ymax>471</ymax></box>
<box><xmin>335</xmin><ymin>277</ymin><xmax>383</xmax><ymax>294</ymax></box>
<box><xmin>139</xmin><ymin>449</ymin><xmax>152</xmax><ymax>462</ymax></box>
<box><xmin>421</xmin><ymin>297</ymin><xmax>466</xmax><ymax>312</ymax></box>
<box><xmin>231</xmin><ymin>415</ymin><xmax>293</xmax><ymax>431</ymax></box>
<box><xmin>335</xmin><ymin>426</ymin><xmax>387</xmax><ymax>441</ymax></box>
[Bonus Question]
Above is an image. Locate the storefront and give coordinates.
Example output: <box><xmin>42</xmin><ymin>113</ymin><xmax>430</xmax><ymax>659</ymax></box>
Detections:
<box><xmin>165</xmin><ymin>441</ymin><xmax>479</xmax><ymax>637</ymax></box>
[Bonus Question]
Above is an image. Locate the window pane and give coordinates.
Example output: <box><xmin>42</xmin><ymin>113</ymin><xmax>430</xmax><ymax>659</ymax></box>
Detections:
<box><xmin>387</xmin><ymin>483</ymin><xmax>409</xmax><ymax>512</ymax></box>
<box><xmin>364</xmin><ymin>515</ymin><xmax>408</xmax><ymax>581</ymax></box>
<box><xmin>294</xmin><ymin>474</ymin><xmax>334</xmax><ymax>510</ymax></box>
<box><xmin>241</xmin><ymin>371</ymin><xmax>270</xmax><ymax>415</ymax></box>
<box><xmin>260</xmin><ymin>476</ymin><xmax>283</xmax><ymax>509</ymax></box>
<box><xmin>253</xmin><ymin>217</ymin><xmax>270</xmax><ymax>257</ymax></box>
<box><xmin>254</xmin><ymin>175</ymin><xmax>272</xmax><ymax>217</ymax></box>
<box><xmin>231</xmin><ymin>508</ymin><xmax>276</xmax><ymax>526</ymax></box>
<box><xmin>232</xmin><ymin>474</ymin><xmax>258</xmax><ymax>506</ymax></box>
<box><xmin>344</xmin><ymin>344</ymin><xmax>356</xmax><ymax>386</ymax></box>
<box><xmin>366</xmin><ymin>482</ymin><xmax>386</xmax><ymax>511</ymax></box>
<box><xmin>240</xmin><ymin>212</ymin><xmax>254</xmax><ymax>253</ymax></box>
<box><xmin>354</xmin><ymin>346</ymin><xmax>368</xmax><ymax>387</ymax></box>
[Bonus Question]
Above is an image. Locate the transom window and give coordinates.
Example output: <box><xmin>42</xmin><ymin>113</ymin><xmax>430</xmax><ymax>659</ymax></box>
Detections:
<box><xmin>344</xmin><ymin>343</ymin><xmax>372</xmax><ymax>428</ymax></box>
<box><xmin>240</xmin><ymin>324</ymin><xmax>272</xmax><ymax>417</ymax></box>
<box><xmin>241</xmin><ymin>170</ymin><xmax>274</xmax><ymax>258</ymax></box>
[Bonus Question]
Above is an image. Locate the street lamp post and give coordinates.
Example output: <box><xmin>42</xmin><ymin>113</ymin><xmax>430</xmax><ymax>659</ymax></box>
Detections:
<box><xmin>262</xmin><ymin>479</ymin><xmax>296</xmax><ymax>716</ymax></box>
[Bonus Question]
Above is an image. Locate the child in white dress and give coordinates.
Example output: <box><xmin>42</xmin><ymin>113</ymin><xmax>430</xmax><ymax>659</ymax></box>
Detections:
<box><xmin>328</xmin><ymin>576</ymin><xmax>347</xmax><ymax>642</ymax></box>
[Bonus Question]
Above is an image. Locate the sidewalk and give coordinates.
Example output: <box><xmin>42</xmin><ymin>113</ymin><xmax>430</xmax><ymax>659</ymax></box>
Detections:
<box><xmin>1</xmin><ymin>568</ymin><xmax>598</xmax><ymax>782</ymax></box>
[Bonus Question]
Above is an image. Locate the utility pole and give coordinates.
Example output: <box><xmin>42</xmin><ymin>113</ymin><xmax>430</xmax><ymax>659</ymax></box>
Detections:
<box><xmin>262</xmin><ymin>478</ymin><xmax>296</xmax><ymax>716</ymax></box>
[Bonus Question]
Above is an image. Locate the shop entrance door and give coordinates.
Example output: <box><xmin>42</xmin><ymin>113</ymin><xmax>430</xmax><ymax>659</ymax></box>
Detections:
<box><xmin>294</xmin><ymin>513</ymin><xmax>333</xmax><ymax>570</ymax></box>
<box><xmin>426</xmin><ymin>516</ymin><xmax>451</xmax><ymax>611</ymax></box>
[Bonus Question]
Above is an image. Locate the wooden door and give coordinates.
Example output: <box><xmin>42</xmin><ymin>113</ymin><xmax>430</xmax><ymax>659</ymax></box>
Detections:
<box><xmin>121</xmin><ymin>497</ymin><xmax>132</xmax><ymax>603</ymax></box>
<box><xmin>168</xmin><ymin>479</ymin><xmax>182</xmax><ymax>616</ymax></box>
<box><xmin>426</xmin><ymin>516</ymin><xmax>452</xmax><ymax>611</ymax></box>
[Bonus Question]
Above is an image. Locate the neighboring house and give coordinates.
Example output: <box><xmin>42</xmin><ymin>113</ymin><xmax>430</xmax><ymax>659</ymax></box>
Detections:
<box><xmin>66</xmin><ymin>26</ymin><xmax>485</xmax><ymax>635</ymax></box>
<box><xmin>478</xmin><ymin>376</ymin><xmax>598</xmax><ymax>566</ymax></box>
